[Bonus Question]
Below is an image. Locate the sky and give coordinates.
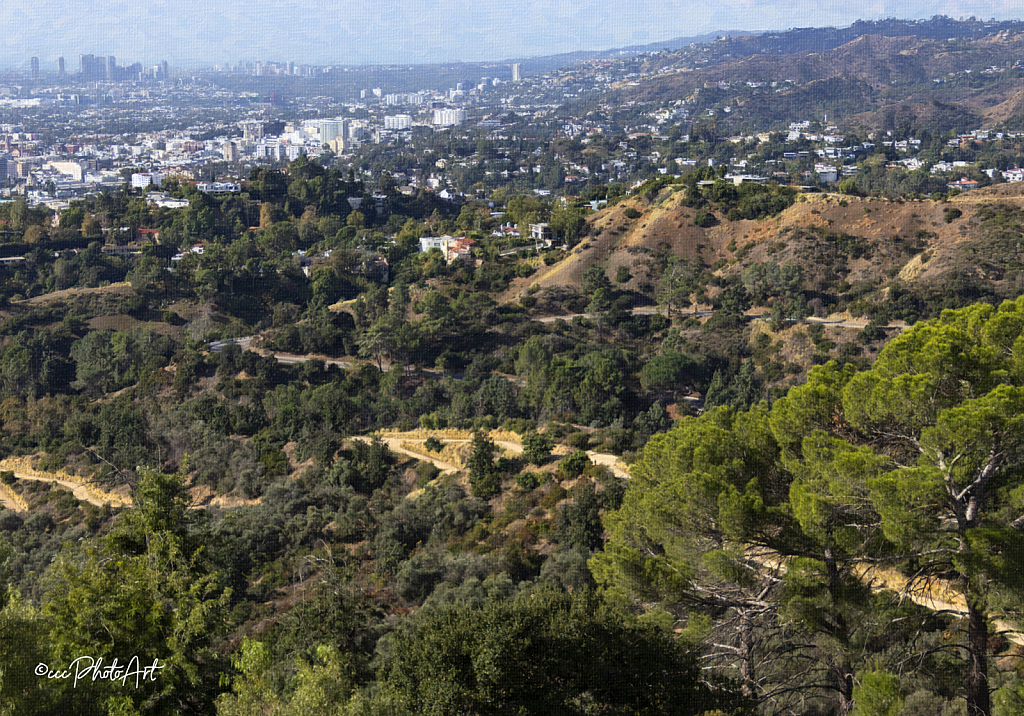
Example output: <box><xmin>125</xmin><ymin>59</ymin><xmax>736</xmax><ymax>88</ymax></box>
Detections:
<box><xmin>2</xmin><ymin>0</ymin><xmax>1023</xmax><ymax>70</ymax></box>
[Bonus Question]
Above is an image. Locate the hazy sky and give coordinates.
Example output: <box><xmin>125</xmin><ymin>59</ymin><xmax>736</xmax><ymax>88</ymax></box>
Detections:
<box><xmin>3</xmin><ymin>0</ymin><xmax>1023</xmax><ymax>69</ymax></box>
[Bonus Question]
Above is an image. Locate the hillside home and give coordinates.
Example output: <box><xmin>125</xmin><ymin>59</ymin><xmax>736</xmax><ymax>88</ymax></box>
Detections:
<box><xmin>947</xmin><ymin>177</ymin><xmax>980</xmax><ymax>191</ymax></box>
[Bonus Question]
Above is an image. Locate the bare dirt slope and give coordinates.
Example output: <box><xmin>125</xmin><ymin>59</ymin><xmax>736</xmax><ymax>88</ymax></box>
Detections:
<box><xmin>508</xmin><ymin>184</ymin><xmax>1024</xmax><ymax>301</ymax></box>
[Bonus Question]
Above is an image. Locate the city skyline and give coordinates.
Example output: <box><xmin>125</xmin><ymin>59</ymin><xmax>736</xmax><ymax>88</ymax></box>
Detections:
<box><xmin>3</xmin><ymin>0</ymin><xmax>1024</xmax><ymax>70</ymax></box>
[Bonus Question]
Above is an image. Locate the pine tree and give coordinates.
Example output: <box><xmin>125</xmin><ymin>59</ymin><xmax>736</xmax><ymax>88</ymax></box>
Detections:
<box><xmin>468</xmin><ymin>430</ymin><xmax>500</xmax><ymax>499</ymax></box>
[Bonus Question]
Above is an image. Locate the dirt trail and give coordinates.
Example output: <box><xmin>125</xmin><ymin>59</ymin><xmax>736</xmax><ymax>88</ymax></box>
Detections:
<box><xmin>751</xmin><ymin>548</ymin><xmax>1024</xmax><ymax>646</ymax></box>
<box><xmin>351</xmin><ymin>436</ymin><xmax>463</xmax><ymax>474</ymax></box>
<box><xmin>0</xmin><ymin>458</ymin><xmax>130</xmax><ymax>509</ymax></box>
<box><xmin>361</xmin><ymin>431</ymin><xmax>631</xmax><ymax>479</ymax></box>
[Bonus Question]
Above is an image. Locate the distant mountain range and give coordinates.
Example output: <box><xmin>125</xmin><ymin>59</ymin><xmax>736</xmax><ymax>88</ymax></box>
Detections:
<box><xmin>508</xmin><ymin>31</ymin><xmax>754</xmax><ymax>72</ymax></box>
<box><xmin>512</xmin><ymin>16</ymin><xmax>1024</xmax><ymax>72</ymax></box>
<box><xmin>585</xmin><ymin>16</ymin><xmax>1024</xmax><ymax>131</ymax></box>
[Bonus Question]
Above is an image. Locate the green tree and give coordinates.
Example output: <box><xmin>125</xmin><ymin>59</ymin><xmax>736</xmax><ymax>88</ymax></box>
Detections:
<box><xmin>356</xmin><ymin>314</ymin><xmax>398</xmax><ymax>372</ymax></box>
<box><xmin>559</xmin><ymin>449</ymin><xmax>591</xmax><ymax>480</ymax></box>
<box><xmin>656</xmin><ymin>258</ymin><xmax>699</xmax><ymax>317</ymax></box>
<box><xmin>837</xmin><ymin>300</ymin><xmax>1024</xmax><ymax>716</ymax></box>
<box><xmin>598</xmin><ymin>298</ymin><xmax>1024</xmax><ymax>716</ymax></box>
<box><xmin>0</xmin><ymin>584</ymin><xmax>64</xmax><ymax>716</ymax></box>
<box><xmin>521</xmin><ymin>431</ymin><xmax>553</xmax><ymax>466</ymax></box>
<box><xmin>549</xmin><ymin>202</ymin><xmax>587</xmax><ymax>246</ymax></box>
<box><xmin>43</xmin><ymin>468</ymin><xmax>230</xmax><ymax>715</ymax></box>
<box><xmin>377</xmin><ymin>589</ymin><xmax>730</xmax><ymax>716</ymax></box>
<box><xmin>640</xmin><ymin>352</ymin><xmax>696</xmax><ymax>393</ymax></box>
<box><xmin>467</xmin><ymin>430</ymin><xmax>500</xmax><ymax>499</ymax></box>
<box><xmin>851</xmin><ymin>671</ymin><xmax>904</xmax><ymax>716</ymax></box>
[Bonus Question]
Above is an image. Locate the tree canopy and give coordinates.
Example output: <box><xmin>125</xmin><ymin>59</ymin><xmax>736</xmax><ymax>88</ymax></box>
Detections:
<box><xmin>595</xmin><ymin>296</ymin><xmax>1024</xmax><ymax>716</ymax></box>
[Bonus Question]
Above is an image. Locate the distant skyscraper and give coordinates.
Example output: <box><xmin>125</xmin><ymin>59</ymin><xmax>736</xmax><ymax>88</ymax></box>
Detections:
<box><xmin>222</xmin><ymin>141</ymin><xmax>238</xmax><ymax>162</ymax></box>
<box><xmin>161</xmin><ymin>60</ymin><xmax>168</xmax><ymax>80</ymax></box>
<box><xmin>30</xmin><ymin>57</ymin><xmax>39</xmax><ymax>79</ymax></box>
<box><xmin>319</xmin><ymin>120</ymin><xmax>345</xmax><ymax>144</ymax></box>
<box><xmin>106</xmin><ymin>55</ymin><xmax>115</xmax><ymax>80</ymax></box>
<box><xmin>57</xmin><ymin>57</ymin><xmax>65</xmax><ymax>76</ymax></box>
<box><xmin>512</xmin><ymin>63</ymin><xmax>521</xmax><ymax>82</ymax></box>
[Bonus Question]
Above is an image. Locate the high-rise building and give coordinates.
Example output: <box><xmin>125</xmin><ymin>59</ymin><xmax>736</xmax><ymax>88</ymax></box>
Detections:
<box><xmin>512</xmin><ymin>63</ymin><xmax>521</xmax><ymax>82</ymax></box>
<box><xmin>57</xmin><ymin>57</ymin><xmax>65</xmax><ymax>76</ymax></box>
<box><xmin>318</xmin><ymin>120</ymin><xmax>345</xmax><ymax>144</ymax></box>
<box><xmin>106</xmin><ymin>56</ymin><xmax>116</xmax><ymax>80</ymax></box>
<box><xmin>80</xmin><ymin>54</ymin><xmax>108</xmax><ymax>80</ymax></box>
<box><xmin>30</xmin><ymin>57</ymin><xmax>39</xmax><ymax>79</ymax></box>
<box><xmin>433</xmin><ymin>108</ymin><xmax>467</xmax><ymax>127</ymax></box>
<box><xmin>384</xmin><ymin>114</ymin><xmax>413</xmax><ymax>130</ymax></box>
<box><xmin>161</xmin><ymin>60</ymin><xmax>169</xmax><ymax>80</ymax></box>
<box><xmin>222</xmin><ymin>141</ymin><xmax>239</xmax><ymax>162</ymax></box>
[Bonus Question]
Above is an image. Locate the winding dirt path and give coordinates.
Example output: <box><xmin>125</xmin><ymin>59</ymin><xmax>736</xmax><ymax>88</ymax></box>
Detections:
<box><xmin>357</xmin><ymin>432</ymin><xmax>631</xmax><ymax>480</ymax></box>
<box><xmin>0</xmin><ymin>459</ymin><xmax>130</xmax><ymax>509</ymax></box>
<box><xmin>351</xmin><ymin>436</ymin><xmax>463</xmax><ymax>474</ymax></box>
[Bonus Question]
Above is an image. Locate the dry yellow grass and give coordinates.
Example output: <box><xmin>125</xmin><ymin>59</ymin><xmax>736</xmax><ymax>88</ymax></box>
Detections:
<box><xmin>0</xmin><ymin>482</ymin><xmax>28</xmax><ymax>512</ymax></box>
<box><xmin>377</xmin><ymin>428</ymin><xmax>523</xmax><ymax>444</ymax></box>
<box><xmin>0</xmin><ymin>456</ymin><xmax>130</xmax><ymax>507</ymax></box>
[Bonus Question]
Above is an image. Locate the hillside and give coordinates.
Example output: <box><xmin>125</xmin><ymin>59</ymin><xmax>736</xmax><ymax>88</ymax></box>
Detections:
<box><xmin>606</xmin><ymin>24</ymin><xmax>1024</xmax><ymax>130</ymax></box>
<box><xmin>515</xmin><ymin>182</ymin><xmax>1024</xmax><ymax>301</ymax></box>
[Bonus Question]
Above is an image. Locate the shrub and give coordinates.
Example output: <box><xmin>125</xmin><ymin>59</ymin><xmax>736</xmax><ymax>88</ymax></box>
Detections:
<box><xmin>559</xmin><ymin>450</ymin><xmax>592</xmax><ymax>480</ymax></box>
<box><xmin>564</xmin><ymin>432</ymin><xmax>591</xmax><ymax>450</ymax></box>
<box><xmin>522</xmin><ymin>432</ymin><xmax>554</xmax><ymax>466</ymax></box>
<box><xmin>540</xmin><ymin>483</ymin><xmax>568</xmax><ymax>509</ymax></box>
<box><xmin>517</xmin><ymin>471</ymin><xmax>545</xmax><ymax>491</ymax></box>
<box><xmin>693</xmin><ymin>209</ymin><xmax>715</xmax><ymax>228</ymax></box>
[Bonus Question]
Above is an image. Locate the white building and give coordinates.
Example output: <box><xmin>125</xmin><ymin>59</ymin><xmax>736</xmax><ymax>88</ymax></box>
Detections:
<box><xmin>46</xmin><ymin>161</ymin><xmax>83</xmax><ymax>182</ymax></box>
<box><xmin>384</xmin><ymin>114</ymin><xmax>413</xmax><ymax>130</ymax></box>
<box><xmin>318</xmin><ymin>120</ymin><xmax>346</xmax><ymax>144</ymax></box>
<box><xmin>131</xmin><ymin>172</ymin><xmax>164</xmax><ymax>189</ymax></box>
<box><xmin>146</xmin><ymin>192</ymin><xmax>189</xmax><ymax>208</ymax></box>
<box><xmin>813</xmin><ymin>163</ymin><xmax>838</xmax><ymax>183</ymax></box>
<box><xmin>433</xmin><ymin>108</ymin><xmax>467</xmax><ymax>127</ymax></box>
<box><xmin>197</xmin><ymin>181</ymin><xmax>241</xmax><ymax>193</ymax></box>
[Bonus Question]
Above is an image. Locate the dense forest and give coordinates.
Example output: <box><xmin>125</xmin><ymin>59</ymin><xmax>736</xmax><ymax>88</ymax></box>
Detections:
<box><xmin>3</xmin><ymin>154</ymin><xmax>1024</xmax><ymax>716</ymax></box>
